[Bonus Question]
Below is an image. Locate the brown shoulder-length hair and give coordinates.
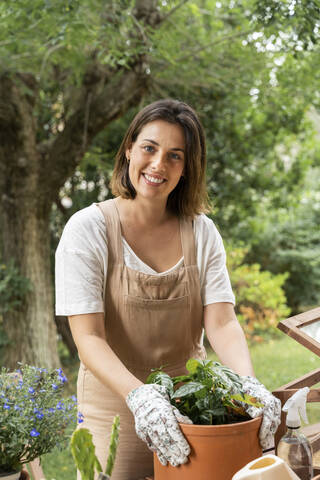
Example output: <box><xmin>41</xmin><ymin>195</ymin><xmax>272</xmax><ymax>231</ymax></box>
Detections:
<box><xmin>110</xmin><ymin>99</ymin><xmax>210</xmax><ymax>218</ymax></box>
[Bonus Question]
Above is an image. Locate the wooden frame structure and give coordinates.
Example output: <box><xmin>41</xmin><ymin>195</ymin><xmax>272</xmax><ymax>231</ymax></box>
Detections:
<box><xmin>272</xmin><ymin>307</ymin><xmax>320</xmax><ymax>474</ymax></box>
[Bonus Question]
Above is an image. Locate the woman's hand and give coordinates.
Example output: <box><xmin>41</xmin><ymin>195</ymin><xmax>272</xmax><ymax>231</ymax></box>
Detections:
<box><xmin>126</xmin><ymin>384</ymin><xmax>192</xmax><ymax>467</ymax></box>
<box><xmin>240</xmin><ymin>376</ymin><xmax>281</xmax><ymax>449</ymax></box>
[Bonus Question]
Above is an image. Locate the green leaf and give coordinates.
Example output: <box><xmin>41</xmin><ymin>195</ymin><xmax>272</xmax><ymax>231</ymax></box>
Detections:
<box><xmin>171</xmin><ymin>375</ymin><xmax>191</xmax><ymax>385</ymax></box>
<box><xmin>146</xmin><ymin>371</ymin><xmax>174</xmax><ymax>395</ymax></box>
<box><xmin>186</xmin><ymin>358</ymin><xmax>202</xmax><ymax>374</ymax></box>
<box><xmin>231</xmin><ymin>393</ymin><xmax>264</xmax><ymax>408</ymax></box>
<box><xmin>172</xmin><ymin>382</ymin><xmax>205</xmax><ymax>399</ymax></box>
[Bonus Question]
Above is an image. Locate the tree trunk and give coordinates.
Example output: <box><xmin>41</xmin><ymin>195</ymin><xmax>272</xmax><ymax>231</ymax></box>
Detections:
<box><xmin>1</xmin><ymin>199</ymin><xmax>59</xmax><ymax>368</ymax></box>
<box><xmin>55</xmin><ymin>316</ymin><xmax>78</xmax><ymax>358</ymax></box>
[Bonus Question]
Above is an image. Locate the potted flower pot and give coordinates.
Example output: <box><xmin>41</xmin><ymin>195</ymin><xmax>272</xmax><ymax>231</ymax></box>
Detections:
<box><xmin>154</xmin><ymin>416</ymin><xmax>262</xmax><ymax>480</ymax></box>
<box><xmin>0</xmin><ymin>365</ymin><xmax>76</xmax><ymax>480</ymax></box>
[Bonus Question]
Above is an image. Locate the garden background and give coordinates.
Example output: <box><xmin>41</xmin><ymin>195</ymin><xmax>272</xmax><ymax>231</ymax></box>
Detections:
<box><xmin>0</xmin><ymin>1</ymin><xmax>319</xmax><ymax>478</ymax></box>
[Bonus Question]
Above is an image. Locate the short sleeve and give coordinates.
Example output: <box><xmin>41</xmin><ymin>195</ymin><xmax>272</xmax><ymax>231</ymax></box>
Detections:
<box><xmin>55</xmin><ymin>204</ymin><xmax>108</xmax><ymax>316</ymax></box>
<box><xmin>194</xmin><ymin>215</ymin><xmax>235</xmax><ymax>306</ymax></box>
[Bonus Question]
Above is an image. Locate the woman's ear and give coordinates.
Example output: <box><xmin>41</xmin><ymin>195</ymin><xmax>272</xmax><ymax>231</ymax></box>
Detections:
<box><xmin>125</xmin><ymin>146</ymin><xmax>131</xmax><ymax>161</ymax></box>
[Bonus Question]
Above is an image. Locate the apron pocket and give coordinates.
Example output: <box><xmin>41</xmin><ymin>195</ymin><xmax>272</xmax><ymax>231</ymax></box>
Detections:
<box><xmin>113</xmin><ymin>294</ymin><xmax>192</xmax><ymax>369</ymax></box>
<box><xmin>124</xmin><ymin>294</ymin><xmax>190</xmax><ymax>310</ymax></box>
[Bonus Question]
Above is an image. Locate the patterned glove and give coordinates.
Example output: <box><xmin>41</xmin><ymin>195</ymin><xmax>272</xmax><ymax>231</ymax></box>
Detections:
<box><xmin>241</xmin><ymin>376</ymin><xmax>281</xmax><ymax>450</ymax></box>
<box><xmin>126</xmin><ymin>384</ymin><xmax>192</xmax><ymax>467</ymax></box>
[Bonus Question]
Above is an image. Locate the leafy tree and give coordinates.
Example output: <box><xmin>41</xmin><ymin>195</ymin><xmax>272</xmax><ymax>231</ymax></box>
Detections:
<box><xmin>0</xmin><ymin>0</ymin><xmax>319</xmax><ymax>366</ymax></box>
<box><xmin>0</xmin><ymin>0</ymin><xmax>184</xmax><ymax>367</ymax></box>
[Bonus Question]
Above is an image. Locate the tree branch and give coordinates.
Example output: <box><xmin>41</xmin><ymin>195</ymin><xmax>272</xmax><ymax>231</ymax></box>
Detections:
<box><xmin>159</xmin><ymin>0</ymin><xmax>190</xmax><ymax>25</ymax></box>
<box><xmin>177</xmin><ymin>28</ymin><xmax>256</xmax><ymax>62</ymax></box>
<box><xmin>42</xmin><ymin>0</ymin><xmax>164</xmax><ymax>197</ymax></box>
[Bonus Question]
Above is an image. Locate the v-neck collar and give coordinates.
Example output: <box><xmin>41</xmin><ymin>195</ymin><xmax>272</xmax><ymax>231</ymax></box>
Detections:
<box><xmin>113</xmin><ymin>199</ymin><xmax>186</xmax><ymax>274</ymax></box>
<box><xmin>121</xmin><ymin>236</ymin><xmax>184</xmax><ymax>275</ymax></box>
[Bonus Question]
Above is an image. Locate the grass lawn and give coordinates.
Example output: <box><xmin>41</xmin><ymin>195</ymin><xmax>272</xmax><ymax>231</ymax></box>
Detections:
<box><xmin>37</xmin><ymin>336</ymin><xmax>319</xmax><ymax>480</ymax></box>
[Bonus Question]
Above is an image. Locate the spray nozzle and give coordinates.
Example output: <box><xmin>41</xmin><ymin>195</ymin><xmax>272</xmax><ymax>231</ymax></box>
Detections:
<box><xmin>283</xmin><ymin>387</ymin><xmax>309</xmax><ymax>428</ymax></box>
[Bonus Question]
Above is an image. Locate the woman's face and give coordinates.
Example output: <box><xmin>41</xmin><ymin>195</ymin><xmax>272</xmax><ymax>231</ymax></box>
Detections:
<box><xmin>126</xmin><ymin>120</ymin><xmax>185</xmax><ymax>204</ymax></box>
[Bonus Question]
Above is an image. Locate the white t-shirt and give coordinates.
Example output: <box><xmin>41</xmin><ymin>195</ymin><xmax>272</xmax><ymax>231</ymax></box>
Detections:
<box><xmin>55</xmin><ymin>203</ymin><xmax>235</xmax><ymax>316</ymax></box>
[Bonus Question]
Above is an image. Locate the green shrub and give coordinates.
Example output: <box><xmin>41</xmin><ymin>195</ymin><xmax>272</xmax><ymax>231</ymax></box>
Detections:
<box><xmin>227</xmin><ymin>245</ymin><xmax>291</xmax><ymax>342</ymax></box>
<box><xmin>0</xmin><ymin>260</ymin><xmax>32</xmax><ymax>355</ymax></box>
<box><xmin>0</xmin><ymin>260</ymin><xmax>32</xmax><ymax>315</ymax></box>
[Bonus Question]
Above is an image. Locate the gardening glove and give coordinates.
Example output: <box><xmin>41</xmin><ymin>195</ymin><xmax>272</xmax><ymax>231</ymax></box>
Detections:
<box><xmin>126</xmin><ymin>383</ymin><xmax>192</xmax><ymax>467</ymax></box>
<box><xmin>240</xmin><ymin>376</ymin><xmax>281</xmax><ymax>450</ymax></box>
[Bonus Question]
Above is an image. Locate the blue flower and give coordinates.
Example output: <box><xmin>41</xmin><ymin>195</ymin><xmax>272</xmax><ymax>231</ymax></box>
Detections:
<box><xmin>30</xmin><ymin>429</ymin><xmax>40</xmax><ymax>437</ymax></box>
<box><xmin>51</xmin><ymin>384</ymin><xmax>58</xmax><ymax>391</ymax></box>
<box><xmin>14</xmin><ymin>405</ymin><xmax>21</xmax><ymax>411</ymax></box>
<box><xmin>28</xmin><ymin>387</ymin><xmax>35</xmax><ymax>394</ymax></box>
<box><xmin>58</xmin><ymin>374</ymin><xmax>67</xmax><ymax>383</ymax></box>
<box><xmin>3</xmin><ymin>403</ymin><xmax>10</xmax><ymax>409</ymax></box>
<box><xmin>36</xmin><ymin>412</ymin><xmax>44</xmax><ymax>419</ymax></box>
<box><xmin>71</xmin><ymin>395</ymin><xmax>77</xmax><ymax>403</ymax></box>
<box><xmin>47</xmin><ymin>407</ymin><xmax>55</xmax><ymax>413</ymax></box>
<box><xmin>77</xmin><ymin>412</ymin><xmax>84</xmax><ymax>424</ymax></box>
<box><xmin>56</xmin><ymin>401</ymin><xmax>64</xmax><ymax>410</ymax></box>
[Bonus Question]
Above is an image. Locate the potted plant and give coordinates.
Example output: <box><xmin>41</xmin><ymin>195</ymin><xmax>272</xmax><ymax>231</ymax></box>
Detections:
<box><xmin>70</xmin><ymin>415</ymin><xmax>120</xmax><ymax>480</ymax></box>
<box><xmin>146</xmin><ymin>358</ymin><xmax>264</xmax><ymax>480</ymax></box>
<box><xmin>0</xmin><ymin>363</ymin><xmax>77</xmax><ymax>480</ymax></box>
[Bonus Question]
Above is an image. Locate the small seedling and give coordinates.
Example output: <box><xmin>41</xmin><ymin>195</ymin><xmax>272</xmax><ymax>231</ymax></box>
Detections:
<box><xmin>71</xmin><ymin>415</ymin><xmax>120</xmax><ymax>480</ymax></box>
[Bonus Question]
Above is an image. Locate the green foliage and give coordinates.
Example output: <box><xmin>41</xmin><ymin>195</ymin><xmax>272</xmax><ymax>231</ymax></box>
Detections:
<box><xmin>105</xmin><ymin>415</ymin><xmax>120</xmax><ymax>477</ymax></box>
<box><xmin>0</xmin><ymin>260</ymin><xmax>32</xmax><ymax>356</ymax></box>
<box><xmin>146</xmin><ymin>358</ymin><xmax>262</xmax><ymax>425</ymax></box>
<box><xmin>254</xmin><ymin>0</ymin><xmax>320</xmax><ymax>48</ymax></box>
<box><xmin>70</xmin><ymin>428</ymin><xmax>102</xmax><ymax>480</ymax></box>
<box><xmin>0</xmin><ymin>0</ymin><xmax>140</xmax><ymax>79</ymax></box>
<box><xmin>0</xmin><ymin>364</ymin><xmax>77</xmax><ymax>473</ymax></box>
<box><xmin>227</xmin><ymin>245</ymin><xmax>291</xmax><ymax>341</ymax></box>
<box><xmin>0</xmin><ymin>260</ymin><xmax>32</xmax><ymax>315</ymax></box>
<box><xmin>245</xmin><ymin>167</ymin><xmax>320</xmax><ymax>312</ymax></box>
<box><xmin>70</xmin><ymin>415</ymin><xmax>120</xmax><ymax>480</ymax></box>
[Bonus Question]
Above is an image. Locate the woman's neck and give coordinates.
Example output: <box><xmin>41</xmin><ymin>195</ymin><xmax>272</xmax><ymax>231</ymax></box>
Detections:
<box><xmin>115</xmin><ymin>197</ymin><xmax>173</xmax><ymax>229</ymax></box>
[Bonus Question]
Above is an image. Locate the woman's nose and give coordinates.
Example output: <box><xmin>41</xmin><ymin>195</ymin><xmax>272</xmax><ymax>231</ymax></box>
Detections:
<box><xmin>151</xmin><ymin>151</ymin><xmax>167</xmax><ymax>171</ymax></box>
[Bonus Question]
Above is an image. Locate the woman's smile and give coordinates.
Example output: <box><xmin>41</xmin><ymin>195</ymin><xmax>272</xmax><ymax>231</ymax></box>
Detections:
<box><xmin>142</xmin><ymin>173</ymin><xmax>167</xmax><ymax>186</ymax></box>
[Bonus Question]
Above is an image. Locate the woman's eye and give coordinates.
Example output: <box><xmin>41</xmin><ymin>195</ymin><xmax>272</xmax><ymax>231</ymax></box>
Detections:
<box><xmin>170</xmin><ymin>152</ymin><xmax>181</xmax><ymax>160</ymax></box>
<box><xmin>143</xmin><ymin>145</ymin><xmax>154</xmax><ymax>152</ymax></box>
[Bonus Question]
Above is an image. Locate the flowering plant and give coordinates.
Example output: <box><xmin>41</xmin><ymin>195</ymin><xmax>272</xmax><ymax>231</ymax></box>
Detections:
<box><xmin>0</xmin><ymin>363</ymin><xmax>77</xmax><ymax>474</ymax></box>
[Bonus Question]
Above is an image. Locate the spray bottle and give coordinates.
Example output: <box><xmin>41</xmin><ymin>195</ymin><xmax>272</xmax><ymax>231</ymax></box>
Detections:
<box><xmin>277</xmin><ymin>387</ymin><xmax>313</xmax><ymax>480</ymax></box>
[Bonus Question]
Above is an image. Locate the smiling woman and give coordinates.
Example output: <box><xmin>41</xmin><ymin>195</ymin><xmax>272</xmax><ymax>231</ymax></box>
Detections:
<box><xmin>55</xmin><ymin>99</ymin><xmax>281</xmax><ymax>480</ymax></box>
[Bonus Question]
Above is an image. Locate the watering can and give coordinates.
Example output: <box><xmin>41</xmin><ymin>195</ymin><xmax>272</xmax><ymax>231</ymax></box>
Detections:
<box><xmin>232</xmin><ymin>454</ymin><xmax>300</xmax><ymax>480</ymax></box>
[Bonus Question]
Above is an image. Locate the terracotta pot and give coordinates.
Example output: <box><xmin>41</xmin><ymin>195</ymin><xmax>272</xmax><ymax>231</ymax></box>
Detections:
<box><xmin>154</xmin><ymin>416</ymin><xmax>262</xmax><ymax>480</ymax></box>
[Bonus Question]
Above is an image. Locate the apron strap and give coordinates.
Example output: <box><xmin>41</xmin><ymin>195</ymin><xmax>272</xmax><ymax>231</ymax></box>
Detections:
<box><xmin>180</xmin><ymin>216</ymin><xmax>197</xmax><ymax>267</ymax></box>
<box><xmin>96</xmin><ymin>199</ymin><xmax>123</xmax><ymax>265</ymax></box>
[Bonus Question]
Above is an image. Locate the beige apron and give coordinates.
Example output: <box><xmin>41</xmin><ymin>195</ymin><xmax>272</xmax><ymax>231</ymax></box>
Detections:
<box><xmin>77</xmin><ymin>198</ymin><xmax>206</xmax><ymax>480</ymax></box>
